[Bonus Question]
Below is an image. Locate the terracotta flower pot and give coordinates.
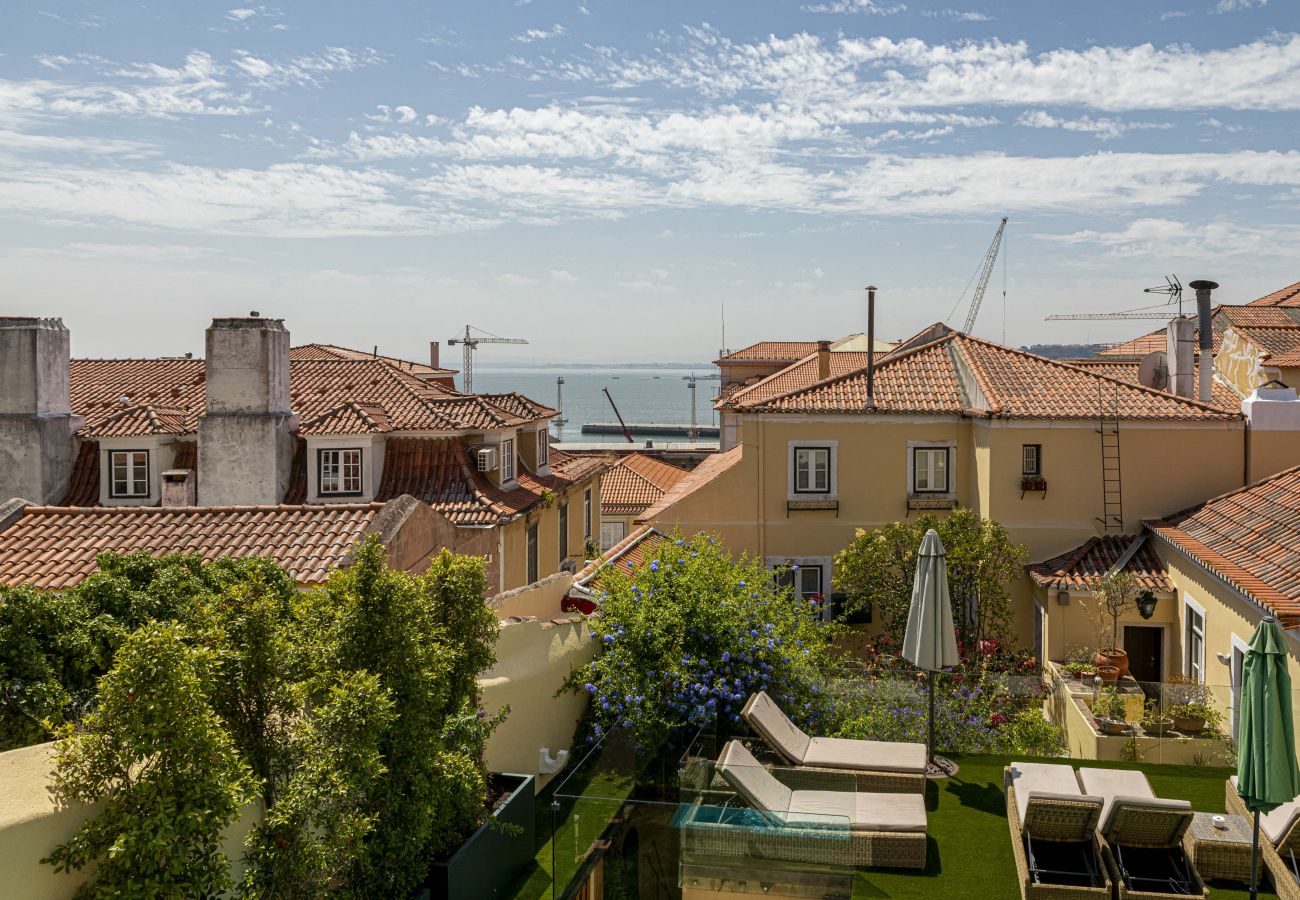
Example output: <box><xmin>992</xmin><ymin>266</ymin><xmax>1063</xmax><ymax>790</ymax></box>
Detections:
<box><xmin>1100</xmin><ymin>719</ymin><xmax>1129</xmax><ymax>735</ymax></box>
<box><xmin>1096</xmin><ymin>665</ymin><xmax>1120</xmax><ymax>683</ymax></box>
<box><xmin>1095</xmin><ymin>649</ymin><xmax>1129</xmax><ymax>678</ymax></box>
<box><xmin>1142</xmin><ymin>717</ymin><xmax>1175</xmax><ymax>736</ymax></box>
<box><xmin>1173</xmin><ymin>714</ymin><xmax>1205</xmax><ymax>734</ymax></box>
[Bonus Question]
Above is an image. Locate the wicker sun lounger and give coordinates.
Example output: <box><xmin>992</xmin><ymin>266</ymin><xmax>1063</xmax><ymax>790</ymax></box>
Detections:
<box><xmin>708</xmin><ymin>740</ymin><xmax>928</xmax><ymax>870</ymax></box>
<box><xmin>1077</xmin><ymin>768</ymin><xmax>1206</xmax><ymax>900</ymax></box>
<box><xmin>1226</xmin><ymin>775</ymin><xmax>1300</xmax><ymax>900</ymax></box>
<box><xmin>1004</xmin><ymin>763</ymin><xmax>1112</xmax><ymax>900</ymax></box>
<box><xmin>742</xmin><ymin>691</ymin><xmax>927</xmax><ymax>794</ymax></box>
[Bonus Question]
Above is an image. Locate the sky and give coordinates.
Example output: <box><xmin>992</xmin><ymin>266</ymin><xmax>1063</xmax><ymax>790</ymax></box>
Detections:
<box><xmin>1</xmin><ymin>1</ymin><xmax>1298</xmax><ymax>363</ymax></box>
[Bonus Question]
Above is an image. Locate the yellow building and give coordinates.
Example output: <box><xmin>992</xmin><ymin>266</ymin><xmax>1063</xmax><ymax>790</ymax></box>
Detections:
<box><xmin>597</xmin><ymin>452</ymin><xmax>687</xmax><ymax>549</ymax></box>
<box><xmin>640</xmin><ymin>323</ymin><xmax>1300</xmax><ymax>663</ymax></box>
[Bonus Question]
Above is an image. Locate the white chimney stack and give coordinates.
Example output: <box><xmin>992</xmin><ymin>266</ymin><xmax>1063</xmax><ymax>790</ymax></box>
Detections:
<box><xmin>1165</xmin><ymin>317</ymin><xmax>1194</xmax><ymax>400</ymax></box>
<box><xmin>197</xmin><ymin>316</ymin><xmax>296</xmax><ymax>505</ymax></box>
<box><xmin>0</xmin><ymin>317</ymin><xmax>80</xmax><ymax>503</ymax></box>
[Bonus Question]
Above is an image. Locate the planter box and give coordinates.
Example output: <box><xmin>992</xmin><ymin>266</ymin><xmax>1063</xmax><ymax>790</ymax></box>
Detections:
<box><xmin>424</xmin><ymin>773</ymin><xmax>536</xmax><ymax>900</ymax></box>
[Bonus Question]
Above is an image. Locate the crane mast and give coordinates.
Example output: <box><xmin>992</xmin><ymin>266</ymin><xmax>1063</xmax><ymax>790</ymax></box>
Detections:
<box><xmin>962</xmin><ymin>217</ymin><xmax>1008</xmax><ymax>335</ymax></box>
<box><xmin>446</xmin><ymin>324</ymin><xmax>528</xmax><ymax>392</ymax></box>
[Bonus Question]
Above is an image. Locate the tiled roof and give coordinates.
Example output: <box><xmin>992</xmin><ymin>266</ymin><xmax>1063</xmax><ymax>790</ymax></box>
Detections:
<box><xmin>373</xmin><ymin>438</ymin><xmax>605</xmax><ymax>527</ymax></box>
<box><xmin>1027</xmin><ymin>535</ymin><xmax>1173</xmax><ymax>593</ymax></box>
<box><xmin>1218</xmin><ymin>307</ymin><xmax>1300</xmax><ymax>329</ymax></box>
<box><xmin>1066</xmin><ymin>359</ymin><xmax>1239</xmax><ymax>409</ymax></box>
<box><xmin>1149</xmin><ymin>465</ymin><xmax>1300</xmax><ymax>625</ymax></box>
<box><xmin>601</xmin><ymin>454</ymin><xmax>688</xmax><ymax>516</ymax></box>
<box><xmin>570</xmin><ymin>525</ymin><xmax>670</xmax><ymax>595</ymax></box>
<box><xmin>289</xmin><ymin>343</ymin><xmax>457</xmax><ymax>377</ymax></box>
<box><xmin>638</xmin><ymin>446</ymin><xmax>744</xmax><ymax>523</ymax></box>
<box><xmin>1235</xmin><ymin>327</ymin><xmax>1300</xmax><ymax>361</ymax></box>
<box><xmin>0</xmin><ymin>502</ymin><xmax>384</xmax><ymax>590</ymax></box>
<box><xmin>715</xmin><ymin>351</ymin><xmax>879</xmax><ymax>410</ymax></box>
<box><xmin>742</xmin><ymin>331</ymin><xmax>1239</xmax><ymax>421</ymax></box>
<box><xmin>61</xmin><ymin>441</ymin><xmax>100</xmax><ymax>506</ymax></box>
<box><xmin>70</xmin><ymin>355</ymin><xmax>551</xmax><ymax>437</ymax></box>
<box><xmin>1248</xmin><ymin>281</ymin><xmax>1300</xmax><ymax>307</ymax></box>
<box><xmin>1097</xmin><ymin>322</ymin><xmax>1224</xmax><ymax>358</ymax></box>
<box><xmin>719</xmin><ymin>341</ymin><xmax>819</xmax><ymax>363</ymax></box>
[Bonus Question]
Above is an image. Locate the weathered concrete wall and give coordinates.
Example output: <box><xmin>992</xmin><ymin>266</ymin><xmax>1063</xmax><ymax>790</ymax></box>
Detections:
<box><xmin>198</xmin><ymin>317</ymin><xmax>295</xmax><ymax>506</ymax></box>
<box><xmin>364</xmin><ymin>494</ymin><xmax>497</xmax><ymax>585</ymax></box>
<box><xmin>480</xmin><ymin>612</ymin><xmax>596</xmax><ymax>788</ymax></box>
<box><xmin>492</xmin><ymin>572</ymin><xmax>572</xmax><ymax>619</ymax></box>
<box><xmin>0</xmin><ymin>742</ymin><xmax>260</xmax><ymax>899</ymax></box>
<box><xmin>0</xmin><ymin>318</ymin><xmax>77</xmax><ymax>504</ymax></box>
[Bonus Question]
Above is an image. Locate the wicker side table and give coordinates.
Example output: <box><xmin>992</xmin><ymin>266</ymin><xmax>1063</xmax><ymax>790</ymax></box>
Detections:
<box><xmin>1183</xmin><ymin>812</ymin><xmax>1254</xmax><ymax>883</ymax></box>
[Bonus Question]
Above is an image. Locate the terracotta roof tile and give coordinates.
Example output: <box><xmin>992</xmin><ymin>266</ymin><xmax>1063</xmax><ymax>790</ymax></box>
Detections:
<box><xmin>743</xmin><ymin>331</ymin><xmax>1239</xmax><ymax>421</ymax></box>
<box><xmin>601</xmin><ymin>454</ymin><xmax>688</xmax><ymax>516</ymax></box>
<box><xmin>289</xmin><ymin>343</ymin><xmax>457</xmax><ymax>377</ymax></box>
<box><xmin>0</xmin><ymin>502</ymin><xmax>383</xmax><ymax>590</ymax></box>
<box><xmin>1218</xmin><ymin>307</ymin><xmax>1300</xmax><ymax>328</ymax></box>
<box><xmin>60</xmin><ymin>441</ymin><xmax>100</xmax><ymax>506</ymax></box>
<box><xmin>719</xmin><ymin>341</ymin><xmax>820</xmax><ymax>363</ymax></box>
<box><xmin>638</xmin><ymin>446</ymin><xmax>743</xmax><ymax>523</ymax></box>
<box><xmin>1027</xmin><ymin>535</ymin><xmax>1173</xmax><ymax>593</ymax></box>
<box><xmin>1149</xmin><ymin>465</ymin><xmax>1300</xmax><ymax>625</ymax></box>
<box><xmin>1248</xmin><ymin>281</ymin><xmax>1300</xmax><ymax>307</ymax></box>
<box><xmin>571</xmin><ymin>525</ymin><xmax>670</xmax><ymax>593</ymax></box>
<box><xmin>716</xmin><ymin>351</ymin><xmax>881</xmax><ymax>410</ymax></box>
<box><xmin>1066</xmin><ymin>359</ymin><xmax>1239</xmax><ymax>409</ymax></box>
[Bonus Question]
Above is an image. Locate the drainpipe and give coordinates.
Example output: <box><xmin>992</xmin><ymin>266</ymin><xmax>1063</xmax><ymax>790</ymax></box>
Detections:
<box><xmin>497</xmin><ymin>526</ymin><xmax>505</xmax><ymax>595</ymax></box>
<box><xmin>866</xmin><ymin>285</ymin><xmax>877</xmax><ymax>409</ymax></box>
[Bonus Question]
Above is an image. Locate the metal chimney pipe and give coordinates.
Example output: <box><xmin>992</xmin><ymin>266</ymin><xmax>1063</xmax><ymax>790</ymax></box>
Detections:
<box><xmin>816</xmin><ymin>340</ymin><xmax>831</xmax><ymax>381</ymax></box>
<box><xmin>866</xmin><ymin>285</ymin><xmax>877</xmax><ymax>408</ymax></box>
<box><xmin>1189</xmin><ymin>279</ymin><xmax>1218</xmax><ymax>404</ymax></box>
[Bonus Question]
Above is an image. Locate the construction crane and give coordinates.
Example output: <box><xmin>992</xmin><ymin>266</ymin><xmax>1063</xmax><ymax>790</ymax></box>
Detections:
<box><xmin>1044</xmin><ymin>276</ymin><xmax>1184</xmax><ymax>321</ymax></box>
<box><xmin>602</xmin><ymin>387</ymin><xmax>633</xmax><ymax>443</ymax></box>
<box><xmin>954</xmin><ymin>217</ymin><xmax>1008</xmax><ymax>335</ymax></box>
<box><xmin>446</xmin><ymin>325</ymin><xmax>528</xmax><ymax>392</ymax></box>
<box><xmin>682</xmin><ymin>373</ymin><xmax>721</xmax><ymax>442</ymax></box>
<box><xmin>553</xmin><ymin>377</ymin><xmax>568</xmax><ymax>428</ymax></box>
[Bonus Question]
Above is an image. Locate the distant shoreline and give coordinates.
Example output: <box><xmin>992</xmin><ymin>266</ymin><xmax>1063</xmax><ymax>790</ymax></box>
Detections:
<box><xmin>475</xmin><ymin>361</ymin><xmax>715</xmax><ymax>371</ymax></box>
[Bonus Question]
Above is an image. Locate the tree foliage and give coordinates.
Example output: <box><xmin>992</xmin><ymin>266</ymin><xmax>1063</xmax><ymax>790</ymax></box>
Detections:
<box><xmin>832</xmin><ymin>509</ymin><xmax>1027</xmax><ymax>653</ymax></box>
<box><xmin>569</xmin><ymin>530</ymin><xmax>839</xmax><ymax>749</ymax></box>
<box><xmin>43</xmin><ymin>622</ymin><xmax>255</xmax><ymax>899</ymax></box>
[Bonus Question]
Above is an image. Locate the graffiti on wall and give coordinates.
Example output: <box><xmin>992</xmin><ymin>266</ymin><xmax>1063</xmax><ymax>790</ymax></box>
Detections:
<box><xmin>1215</xmin><ymin>328</ymin><xmax>1271</xmax><ymax>397</ymax></box>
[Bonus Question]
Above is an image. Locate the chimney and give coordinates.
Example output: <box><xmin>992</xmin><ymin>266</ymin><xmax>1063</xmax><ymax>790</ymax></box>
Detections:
<box><xmin>0</xmin><ymin>317</ymin><xmax>80</xmax><ymax>503</ymax></box>
<box><xmin>1189</xmin><ymin>279</ymin><xmax>1218</xmax><ymax>404</ymax></box>
<box><xmin>197</xmin><ymin>316</ymin><xmax>296</xmax><ymax>505</ymax></box>
<box><xmin>816</xmin><ymin>340</ymin><xmax>831</xmax><ymax>381</ymax></box>
<box><xmin>865</xmin><ymin>285</ymin><xmax>877</xmax><ymax>408</ymax></box>
<box><xmin>161</xmin><ymin>468</ymin><xmax>196</xmax><ymax>507</ymax></box>
<box><xmin>1165</xmin><ymin>317</ymin><xmax>1194</xmax><ymax>399</ymax></box>
<box><xmin>429</xmin><ymin>341</ymin><xmax>440</xmax><ymax>370</ymax></box>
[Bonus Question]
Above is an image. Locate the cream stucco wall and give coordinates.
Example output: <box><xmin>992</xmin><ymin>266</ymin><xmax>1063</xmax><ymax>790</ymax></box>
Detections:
<box><xmin>499</xmin><ymin>474</ymin><xmax>602</xmax><ymax>592</ymax></box>
<box><xmin>0</xmin><ymin>742</ymin><xmax>260</xmax><ymax>900</ymax></box>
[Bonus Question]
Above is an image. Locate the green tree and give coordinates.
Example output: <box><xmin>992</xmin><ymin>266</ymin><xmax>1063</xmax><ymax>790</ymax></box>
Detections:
<box><xmin>569</xmin><ymin>530</ymin><xmax>839</xmax><ymax>749</ymax></box>
<box><xmin>833</xmin><ymin>508</ymin><xmax>1027</xmax><ymax>653</ymax></box>
<box><xmin>43</xmin><ymin>622</ymin><xmax>254</xmax><ymax>898</ymax></box>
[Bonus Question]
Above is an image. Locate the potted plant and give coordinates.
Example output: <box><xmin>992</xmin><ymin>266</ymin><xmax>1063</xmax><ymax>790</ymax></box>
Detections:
<box><xmin>1139</xmin><ymin>698</ymin><xmax>1174</xmax><ymax>736</ymax></box>
<box><xmin>1065</xmin><ymin>645</ymin><xmax>1096</xmax><ymax>682</ymax></box>
<box><xmin>1020</xmin><ymin>475</ymin><xmax>1047</xmax><ymax>492</ymax></box>
<box><xmin>1086</xmin><ymin>571</ymin><xmax>1138</xmax><ymax>678</ymax></box>
<box><xmin>1092</xmin><ymin>687</ymin><xmax>1130</xmax><ymax>735</ymax></box>
<box><xmin>1164</xmin><ymin>677</ymin><xmax>1223</xmax><ymax>734</ymax></box>
<box><xmin>1096</xmin><ymin>664</ymin><xmax>1120</xmax><ymax>683</ymax></box>
<box><xmin>425</xmin><ymin>772</ymin><xmax>536</xmax><ymax>900</ymax></box>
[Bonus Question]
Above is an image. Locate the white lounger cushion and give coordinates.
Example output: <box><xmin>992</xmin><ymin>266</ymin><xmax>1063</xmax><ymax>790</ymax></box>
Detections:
<box><xmin>743</xmin><ymin>692</ymin><xmax>812</xmax><ymax>764</ymax></box>
<box><xmin>1231</xmin><ymin>775</ymin><xmax>1300</xmax><ymax>845</ymax></box>
<box><xmin>803</xmin><ymin>737</ymin><xmax>927</xmax><ymax>775</ymax></box>
<box><xmin>788</xmin><ymin>789</ymin><xmax>928</xmax><ymax>833</ymax></box>
<box><xmin>718</xmin><ymin>740</ymin><xmax>791</xmax><ymax>827</ymax></box>
<box><xmin>1077</xmin><ymin>767</ymin><xmax>1155</xmax><ymax>823</ymax></box>
<box><xmin>1007</xmin><ymin>761</ymin><xmax>1086</xmax><ymax>824</ymax></box>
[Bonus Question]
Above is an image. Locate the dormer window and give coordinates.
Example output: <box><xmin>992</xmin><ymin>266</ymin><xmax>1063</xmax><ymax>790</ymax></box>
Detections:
<box><xmin>319</xmin><ymin>448</ymin><xmax>362</xmax><ymax>496</ymax></box>
<box><xmin>537</xmin><ymin>431</ymin><xmax>549</xmax><ymax>468</ymax></box>
<box><xmin>109</xmin><ymin>450</ymin><xmax>149</xmax><ymax>498</ymax></box>
<box><xmin>500</xmin><ymin>438</ymin><xmax>516</xmax><ymax>483</ymax></box>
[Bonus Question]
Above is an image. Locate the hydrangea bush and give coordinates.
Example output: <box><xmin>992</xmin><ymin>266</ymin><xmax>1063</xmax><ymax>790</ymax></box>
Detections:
<box><xmin>569</xmin><ymin>530</ymin><xmax>839</xmax><ymax>748</ymax></box>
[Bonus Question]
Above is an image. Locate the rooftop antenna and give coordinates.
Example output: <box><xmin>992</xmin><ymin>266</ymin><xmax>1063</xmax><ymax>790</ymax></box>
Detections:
<box><xmin>1044</xmin><ymin>275</ymin><xmax>1184</xmax><ymax>322</ymax></box>
<box><xmin>1144</xmin><ymin>275</ymin><xmax>1184</xmax><ymax>318</ymax></box>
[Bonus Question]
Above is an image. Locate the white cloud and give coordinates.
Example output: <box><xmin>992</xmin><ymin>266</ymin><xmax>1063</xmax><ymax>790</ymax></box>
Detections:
<box><xmin>802</xmin><ymin>0</ymin><xmax>905</xmax><ymax>13</ymax></box>
<box><xmin>549</xmin><ymin>269</ymin><xmax>578</xmax><ymax>283</ymax></box>
<box><xmin>7</xmin><ymin>242</ymin><xmax>224</xmax><ymax>261</ymax></box>
<box><xmin>1159</xmin><ymin>10</ymin><xmax>1189</xmax><ymax>19</ymax></box>
<box><xmin>513</xmin><ymin>24</ymin><xmax>568</xmax><ymax>43</ymax></box>
<box><xmin>227</xmin><ymin>8</ymin><xmax>259</xmax><ymax>21</ymax></box>
<box><xmin>231</xmin><ymin>47</ymin><xmax>383</xmax><ymax>87</ymax></box>
<box><xmin>496</xmin><ymin>273</ymin><xmax>540</xmax><ymax>286</ymax></box>
<box><xmin>1016</xmin><ymin>110</ymin><xmax>1173</xmax><ymax>140</ymax></box>
<box><xmin>1214</xmin><ymin>0</ymin><xmax>1267</xmax><ymax>11</ymax></box>
<box><xmin>921</xmin><ymin>9</ymin><xmax>992</xmax><ymax>20</ymax></box>
<box><xmin>1037</xmin><ymin>217</ymin><xmax>1300</xmax><ymax>258</ymax></box>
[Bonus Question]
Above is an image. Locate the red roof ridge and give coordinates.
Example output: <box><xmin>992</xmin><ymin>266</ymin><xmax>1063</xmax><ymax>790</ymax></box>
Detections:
<box><xmin>22</xmin><ymin>501</ymin><xmax>387</xmax><ymax>515</ymax></box>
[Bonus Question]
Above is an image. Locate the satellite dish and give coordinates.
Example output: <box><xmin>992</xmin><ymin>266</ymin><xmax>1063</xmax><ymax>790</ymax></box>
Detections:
<box><xmin>1138</xmin><ymin>351</ymin><xmax>1168</xmax><ymax>390</ymax></box>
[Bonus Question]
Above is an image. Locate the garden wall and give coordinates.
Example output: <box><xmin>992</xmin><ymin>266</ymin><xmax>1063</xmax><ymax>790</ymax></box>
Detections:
<box><xmin>480</xmin><ymin>573</ymin><xmax>596</xmax><ymax>787</ymax></box>
<box><xmin>0</xmin><ymin>742</ymin><xmax>260</xmax><ymax>900</ymax></box>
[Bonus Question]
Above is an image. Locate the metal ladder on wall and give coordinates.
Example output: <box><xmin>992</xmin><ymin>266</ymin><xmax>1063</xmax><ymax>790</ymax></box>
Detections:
<box><xmin>1097</xmin><ymin>382</ymin><xmax>1123</xmax><ymax>532</ymax></box>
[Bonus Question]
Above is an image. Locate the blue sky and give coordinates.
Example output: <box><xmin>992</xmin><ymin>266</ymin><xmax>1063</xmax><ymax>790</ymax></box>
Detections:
<box><xmin>1</xmin><ymin>0</ymin><xmax>1298</xmax><ymax>362</ymax></box>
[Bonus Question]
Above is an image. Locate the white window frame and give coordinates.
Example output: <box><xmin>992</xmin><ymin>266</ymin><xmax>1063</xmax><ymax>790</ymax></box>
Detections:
<box><xmin>787</xmin><ymin>440</ymin><xmax>838</xmax><ymax>501</ymax></box>
<box><xmin>1022</xmin><ymin>444</ymin><xmax>1041</xmax><ymax>476</ymax></box>
<box><xmin>500</xmin><ymin>438</ymin><xmax>516</xmax><ymax>483</ymax></box>
<box><xmin>907</xmin><ymin>440</ymin><xmax>956</xmax><ymax>497</ymax></box>
<box><xmin>319</xmin><ymin>448</ymin><xmax>363</xmax><ymax>496</ymax></box>
<box><xmin>1229</xmin><ymin>632</ymin><xmax>1250</xmax><ymax>739</ymax></box>
<box><xmin>767</xmin><ymin>555</ymin><xmax>833</xmax><ymax>620</ymax></box>
<box><xmin>537</xmin><ymin>431</ymin><xmax>549</xmax><ymax>468</ymax></box>
<box><xmin>1183</xmin><ymin>595</ymin><xmax>1206</xmax><ymax>684</ymax></box>
<box><xmin>600</xmin><ymin>520</ymin><xmax>626</xmax><ymax>551</ymax></box>
<box><xmin>109</xmin><ymin>450</ymin><xmax>150</xmax><ymax>498</ymax></box>
<box><xmin>558</xmin><ymin>502</ymin><xmax>569</xmax><ymax>562</ymax></box>
<box><xmin>583</xmin><ymin>488</ymin><xmax>593</xmax><ymax>541</ymax></box>
<box><xmin>793</xmin><ymin>446</ymin><xmax>831</xmax><ymax>494</ymax></box>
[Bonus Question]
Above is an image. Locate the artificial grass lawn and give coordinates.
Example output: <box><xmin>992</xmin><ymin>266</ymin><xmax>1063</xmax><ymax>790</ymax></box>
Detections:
<box><xmin>511</xmin><ymin>753</ymin><xmax>1279</xmax><ymax>900</ymax></box>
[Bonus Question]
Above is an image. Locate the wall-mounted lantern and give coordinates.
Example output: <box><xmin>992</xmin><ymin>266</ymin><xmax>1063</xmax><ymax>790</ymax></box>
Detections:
<box><xmin>1136</xmin><ymin>589</ymin><xmax>1158</xmax><ymax>620</ymax></box>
